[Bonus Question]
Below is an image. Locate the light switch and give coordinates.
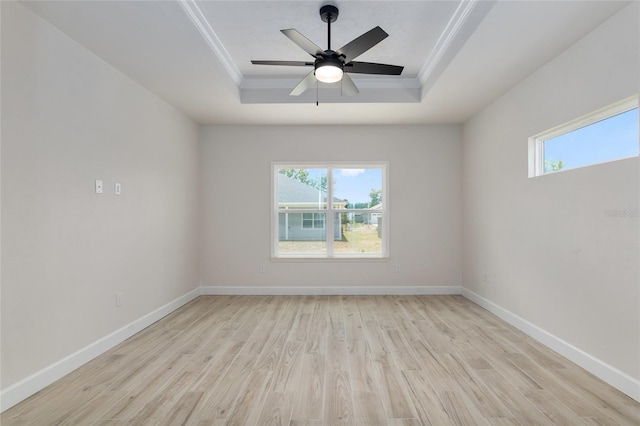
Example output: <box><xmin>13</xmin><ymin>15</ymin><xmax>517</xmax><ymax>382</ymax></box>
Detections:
<box><xmin>95</xmin><ymin>179</ymin><xmax>103</xmax><ymax>194</ymax></box>
<box><xmin>115</xmin><ymin>182</ymin><xmax>122</xmax><ymax>195</ymax></box>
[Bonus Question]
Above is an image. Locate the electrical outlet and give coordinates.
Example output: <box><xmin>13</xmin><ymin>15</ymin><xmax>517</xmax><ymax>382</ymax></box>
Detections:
<box><xmin>395</xmin><ymin>264</ymin><xmax>401</xmax><ymax>272</ymax></box>
<box><xmin>95</xmin><ymin>179</ymin><xmax>103</xmax><ymax>194</ymax></box>
<box><xmin>258</xmin><ymin>264</ymin><xmax>265</xmax><ymax>273</ymax></box>
<box><xmin>116</xmin><ymin>293</ymin><xmax>123</xmax><ymax>307</ymax></box>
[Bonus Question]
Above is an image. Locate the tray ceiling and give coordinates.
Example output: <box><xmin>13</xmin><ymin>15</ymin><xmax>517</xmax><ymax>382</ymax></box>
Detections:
<box><xmin>18</xmin><ymin>0</ymin><xmax>632</xmax><ymax>124</ymax></box>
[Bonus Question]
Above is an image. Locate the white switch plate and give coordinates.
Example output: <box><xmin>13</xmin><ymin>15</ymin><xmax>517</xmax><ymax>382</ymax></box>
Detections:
<box><xmin>95</xmin><ymin>179</ymin><xmax>103</xmax><ymax>194</ymax></box>
<box><xmin>115</xmin><ymin>182</ymin><xmax>121</xmax><ymax>195</ymax></box>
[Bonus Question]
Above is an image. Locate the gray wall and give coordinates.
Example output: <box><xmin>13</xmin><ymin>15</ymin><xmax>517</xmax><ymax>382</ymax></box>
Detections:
<box><xmin>200</xmin><ymin>125</ymin><xmax>462</xmax><ymax>287</ymax></box>
<box><xmin>462</xmin><ymin>3</ymin><xmax>639</xmax><ymax>381</ymax></box>
<box><xmin>1</xmin><ymin>2</ymin><xmax>201</xmax><ymax>390</ymax></box>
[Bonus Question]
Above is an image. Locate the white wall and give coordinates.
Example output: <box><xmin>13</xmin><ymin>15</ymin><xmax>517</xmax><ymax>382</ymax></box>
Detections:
<box><xmin>1</xmin><ymin>0</ymin><xmax>200</xmax><ymax>397</ymax></box>
<box><xmin>200</xmin><ymin>125</ymin><xmax>462</xmax><ymax>290</ymax></box>
<box><xmin>462</xmin><ymin>1</ymin><xmax>639</xmax><ymax>387</ymax></box>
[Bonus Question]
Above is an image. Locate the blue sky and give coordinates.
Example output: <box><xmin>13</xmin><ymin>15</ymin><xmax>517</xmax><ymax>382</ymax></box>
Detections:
<box><xmin>544</xmin><ymin>108</ymin><xmax>639</xmax><ymax>171</ymax></box>
<box><xmin>303</xmin><ymin>167</ymin><xmax>383</xmax><ymax>205</ymax></box>
<box><xmin>333</xmin><ymin>168</ymin><xmax>382</xmax><ymax>205</ymax></box>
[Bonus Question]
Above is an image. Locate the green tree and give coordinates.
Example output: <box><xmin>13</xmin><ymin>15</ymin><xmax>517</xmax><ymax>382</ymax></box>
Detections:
<box><xmin>279</xmin><ymin>168</ymin><xmax>311</xmax><ymax>185</ymax></box>
<box><xmin>279</xmin><ymin>169</ymin><xmax>327</xmax><ymax>191</ymax></box>
<box><xmin>369</xmin><ymin>188</ymin><xmax>381</xmax><ymax>207</ymax></box>
<box><xmin>311</xmin><ymin>175</ymin><xmax>328</xmax><ymax>192</ymax></box>
<box><xmin>544</xmin><ymin>159</ymin><xmax>566</xmax><ymax>173</ymax></box>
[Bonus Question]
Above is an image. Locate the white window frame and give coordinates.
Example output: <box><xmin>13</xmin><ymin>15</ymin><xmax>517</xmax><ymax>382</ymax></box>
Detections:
<box><xmin>528</xmin><ymin>95</ymin><xmax>639</xmax><ymax>177</ymax></box>
<box><xmin>272</xmin><ymin>162</ymin><xmax>389</xmax><ymax>260</ymax></box>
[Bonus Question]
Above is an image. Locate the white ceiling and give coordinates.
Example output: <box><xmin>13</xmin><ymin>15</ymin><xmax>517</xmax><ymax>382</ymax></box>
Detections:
<box><xmin>20</xmin><ymin>0</ymin><xmax>630</xmax><ymax>125</ymax></box>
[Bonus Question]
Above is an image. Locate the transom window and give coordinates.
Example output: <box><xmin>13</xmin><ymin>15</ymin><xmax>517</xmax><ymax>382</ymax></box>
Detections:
<box><xmin>272</xmin><ymin>163</ymin><xmax>389</xmax><ymax>259</ymax></box>
<box><xmin>529</xmin><ymin>96</ymin><xmax>639</xmax><ymax>177</ymax></box>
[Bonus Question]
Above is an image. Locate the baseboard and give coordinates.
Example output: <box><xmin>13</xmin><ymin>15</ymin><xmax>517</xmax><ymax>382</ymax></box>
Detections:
<box><xmin>0</xmin><ymin>287</ymin><xmax>201</xmax><ymax>412</ymax></box>
<box><xmin>461</xmin><ymin>287</ymin><xmax>640</xmax><ymax>402</ymax></box>
<box><xmin>200</xmin><ymin>285</ymin><xmax>462</xmax><ymax>296</ymax></box>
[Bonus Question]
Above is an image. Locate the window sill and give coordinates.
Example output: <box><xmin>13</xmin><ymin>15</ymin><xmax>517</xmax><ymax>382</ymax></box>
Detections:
<box><xmin>271</xmin><ymin>256</ymin><xmax>390</xmax><ymax>263</ymax></box>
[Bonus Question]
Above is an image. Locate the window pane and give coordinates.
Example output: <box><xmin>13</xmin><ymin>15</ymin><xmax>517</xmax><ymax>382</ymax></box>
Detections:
<box><xmin>334</xmin><ymin>212</ymin><xmax>382</xmax><ymax>254</ymax></box>
<box><xmin>332</xmin><ymin>168</ymin><xmax>383</xmax><ymax>209</ymax></box>
<box><xmin>277</xmin><ymin>168</ymin><xmax>328</xmax><ymax>209</ymax></box>
<box><xmin>278</xmin><ymin>212</ymin><xmax>326</xmax><ymax>254</ymax></box>
<box><xmin>543</xmin><ymin>108</ymin><xmax>639</xmax><ymax>173</ymax></box>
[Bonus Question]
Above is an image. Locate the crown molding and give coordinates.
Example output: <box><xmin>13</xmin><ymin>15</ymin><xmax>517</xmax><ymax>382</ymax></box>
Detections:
<box><xmin>418</xmin><ymin>0</ymin><xmax>479</xmax><ymax>85</ymax></box>
<box><xmin>418</xmin><ymin>0</ymin><xmax>496</xmax><ymax>98</ymax></box>
<box><xmin>178</xmin><ymin>0</ymin><xmax>243</xmax><ymax>85</ymax></box>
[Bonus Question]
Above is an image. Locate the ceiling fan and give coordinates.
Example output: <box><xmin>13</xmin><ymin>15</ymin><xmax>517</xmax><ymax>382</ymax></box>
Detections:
<box><xmin>251</xmin><ymin>4</ymin><xmax>404</xmax><ymax>96</ymax></box>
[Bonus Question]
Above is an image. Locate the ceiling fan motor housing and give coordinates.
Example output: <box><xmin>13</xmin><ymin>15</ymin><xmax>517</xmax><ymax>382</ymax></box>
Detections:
<box><xmin>315</xmin><ymin>55</ymin><xmax>342</xmax><ymax>71</ymax></box>
<box><xmin>320</xmin><ymin>5</ymin><xmax>339</xmax><ymax>23</ymax></box>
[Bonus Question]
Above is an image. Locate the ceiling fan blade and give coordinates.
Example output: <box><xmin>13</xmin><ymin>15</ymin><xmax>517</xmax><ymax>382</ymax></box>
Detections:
<box><xmin>341</xmin><ymin>73</ymin><xmax>359</xmax><ymax>96</ymax></box>
<box><xmin>346</xmin><ymin>61</ymin><xmax>404</xmax><ymax>75</ymax></box>
<box><xmin>335</xmin><ymin>26</ymin><xmax>388</xmax><ymax>62</ymax></box>
<box><xmin>251</xmin><ymin>60</ymin><xmax>314</xmax><ymax>67</ymax></box>
<box><xmin>290</xmin><ymin>71</ymin><xmax>317</xmax><ymax>96</ymax></box>
<box><xmin>281</xmin><ymin>29</ymin><xmax>324</xmax><ymax>58</ymax></box>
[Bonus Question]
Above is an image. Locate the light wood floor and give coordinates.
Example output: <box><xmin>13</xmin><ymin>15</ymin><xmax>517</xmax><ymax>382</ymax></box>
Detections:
<box><xmin>3</xmin><ymin>295</ymin><xmax>639</xmax><ymax>425</ymax></box>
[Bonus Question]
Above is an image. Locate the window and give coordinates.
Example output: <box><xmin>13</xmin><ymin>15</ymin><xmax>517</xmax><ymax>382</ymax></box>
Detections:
<box><xmin>529</xmin><ymin>96</ymin><xmax>639</xmax><ymax>177</ymax></box>
<box><xmin>273</xmin><ymin>163</ymin><xmax>388</xmax><ymax>259</ymax></box>
<box><xmin>302</xmin><ymin>213</ymin><xmax>324</xmax><ymax>229</ymax></box>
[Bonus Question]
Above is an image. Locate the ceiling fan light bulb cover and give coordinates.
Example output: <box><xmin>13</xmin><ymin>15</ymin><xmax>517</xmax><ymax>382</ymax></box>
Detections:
<box><xmin>315</xmin><ymin>64</ymin><xmax>343</xmax><ymax>83</ymax></box>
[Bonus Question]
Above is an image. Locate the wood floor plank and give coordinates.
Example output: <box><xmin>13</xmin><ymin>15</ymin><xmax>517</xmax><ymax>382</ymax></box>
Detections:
<box><xmin>190</xmin><ymin>340</ymin><xmax>246</xmax><ymax>392</ymax></box>
<box><xmin>98</xmin><ymin>353</ymin><xmax>193</xmax><ymax>421</ymax></box>
<box><xmin>191</xmin><ymin>353</ymin><xmax>256</xmax><ymax>420</ymax></box>
<box><xmin>323</xmin><ymin>368</ymin><xmax>355</xmax><ymax>425</ymax></box>
<box><xmin>290</xmin><ymin>352</ymin><xmax>325</xmax><ymax>422</ymax></box>
<box><xmin>152</xmin><ymin>391</ymin><xmax>203</xmax><ymax>426</ymax></box>
<box><xmin>253</xmin><ymin>391</ymin><xmax>295</xmax><ymax>426</ymax></box>
<box><xmin>123</xmin><ymin>371</ymin><xmax>198</xmax><ymax>424</ymax></box>
<box><xmin>351</xmin><ymin>391</ymin><xmax>386</xmax><ymax>425</ymax></box>
<box><xmin>402</xmin><ymin>369</ymin><xmax>455</xmax><ymax>425</ymax></box>
<box><xmin>474</xmin><ymin>368</ymin><xmax>554</xmax><ymax>425</ymax></box>
<box><xmin>272</xmin><ymin>340</ymin><xmax>306</xmax><ymax>393</ymax></box>
<box><xmin>225</xmin><ymin>369</ymin><xmax>273</xmax><ymax>426</ymax></box>
<box><xmin>438</xmin><ymin>390</ymin><xmax>489</xmax><ymax>425</ymax></box>
<box><xmin>549</xmin><ymin>365</ymin><xmax>640</xmax><ymax>425</ymax></box>
<box><xmin>371</xmin><ymin>353</ymin><xmax>417</xmax><ymax>420</ymax></box>
<box><xmin>504</xmin><ymin>352</ymin><xmax>612</xmax><ymax>418</ymax></box>
<box><xmin>3</xmin><ymin>295</ymin><xmax>639</xmax><ymax>426</ymax></box>
<box><xmin>437</xmin><ymin>352</ymin><xmax>514</xmax><ymax>419</ymax></box>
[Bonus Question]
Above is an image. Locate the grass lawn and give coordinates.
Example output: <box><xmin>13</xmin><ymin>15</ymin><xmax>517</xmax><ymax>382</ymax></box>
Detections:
<box><xmin>278</xmin><ymin>224</ymin><xmax>381</xmax><ymax>254</ymax></box>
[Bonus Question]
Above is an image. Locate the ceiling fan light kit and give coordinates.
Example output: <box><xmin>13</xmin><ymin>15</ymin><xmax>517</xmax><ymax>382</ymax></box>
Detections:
<box><xmin>315</xmin><ymin>58</ymin><xmax>343</xmax><ymax>83</ymax></box>
<box><xmin>251</xmin><ymin>3</ymin><xmax>404</xmax><ymax>97</ymax></box>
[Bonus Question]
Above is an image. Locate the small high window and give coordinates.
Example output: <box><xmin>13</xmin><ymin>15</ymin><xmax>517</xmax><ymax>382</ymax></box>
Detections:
<box><xmin>272</xmin><ymin>163</ymin><xmax>388</xmax><ymax>259</ymax></box>
<box><xmin>529</xmin><ymin>96</ymin><xmax>639</xmax><ymax>177</ymax></box>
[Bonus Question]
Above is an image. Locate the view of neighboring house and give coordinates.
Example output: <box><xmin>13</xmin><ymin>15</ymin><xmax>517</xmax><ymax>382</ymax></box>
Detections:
<box><xmin>369</xmin><ymin>203</ymin><xmax>382</xmax><ymax>225</ymax></box>
<box><xmin>277</xmin><ymin>173</ymin><xmax>347</xmax><ymax>241</ymax></box>
<box><xmin>352</xmin><ymin>202</ymin><xmax>382</xmax><ymax>225</ymax></box>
